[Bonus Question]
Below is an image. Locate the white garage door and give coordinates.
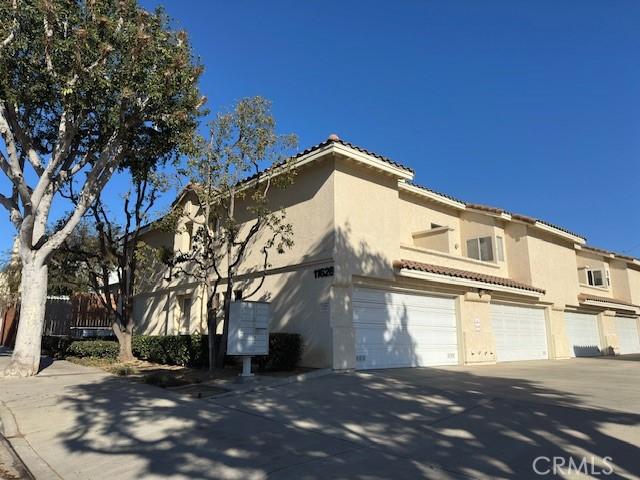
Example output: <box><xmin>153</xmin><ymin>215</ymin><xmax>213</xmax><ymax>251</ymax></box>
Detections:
<box><xmin>616</xmin><ymin>317</ymin><xmax>640</xmax><ymax>354</ymax></box>
<box><xmin>565</xmin><ymin>312</ymin><xmax>601</xmax><ymax>357</ymax></box>
<box><xmin>353</xmin><ymin>288</ymin><xmax>458</xmax><ymax>369</ymax></box>
<box><xmin>491</xmin><ymin>304</ymin><xmax>548</xmax><ymax>362</ymax></box>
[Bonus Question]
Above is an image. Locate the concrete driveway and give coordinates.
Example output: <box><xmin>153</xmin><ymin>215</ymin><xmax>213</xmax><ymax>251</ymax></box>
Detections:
<box><xmin>1</xmin><ymin>352</ymin><xmax>639</xmax><ymax>479</ymax></box>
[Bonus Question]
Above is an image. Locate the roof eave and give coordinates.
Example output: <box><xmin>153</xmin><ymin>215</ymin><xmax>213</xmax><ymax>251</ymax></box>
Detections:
<box><xmin>398</xmin><ymin>182</ymin><xmax>466</xmax><ymax>210</ymax></box>
<box><xmin>396</xmin><ymin>267</ymin><xmax>543</xmax><ymax>298</ymax></box>
<box><xmin>330</xmin><ymin>142</ymin><xmax>414</xmax><ymax>180</ymax></box>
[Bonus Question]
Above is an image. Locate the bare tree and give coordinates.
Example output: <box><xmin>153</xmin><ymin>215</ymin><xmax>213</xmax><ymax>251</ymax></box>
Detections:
<box><xmin>0</xmin><ymin>0</ymin><xmax>203</xmax><ymax>376</ymax></box>
<box><xmin>165</xmin><ymin>97</ymin><xmax>296</xmax><ymax>369</ymax></box>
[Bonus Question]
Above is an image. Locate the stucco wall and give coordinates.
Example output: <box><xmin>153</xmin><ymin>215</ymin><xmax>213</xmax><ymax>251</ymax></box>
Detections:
<box><xmin>609</xmin><ymin>260</ymin><xmax>632</xmax><ymax>302</ymax></box>
<box><xmin>627</xmin><ymin>268</ymin><xmax>640</xmax><ymax>305</ymax></box>
<box><xmin>526</xmin><ymin>230</ymin><xmax>580</xmax><ymax>307</ymax></box>
<box><xmin>504</xmin><ymin>223</ymin><xmax>532</xmax><ymax>284</ymax></box>
<box><xmin>332</xmin><ymin>159</ymin><xmax>399</xmax><ymax>282</ymax></box>
<box><xmin>397</xmin><ymin>192</ymin><xmax>462</xmax><ymax>254</ymax></box>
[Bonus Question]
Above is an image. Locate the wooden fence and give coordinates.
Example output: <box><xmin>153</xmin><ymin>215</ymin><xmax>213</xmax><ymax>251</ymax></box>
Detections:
<box><xmin>0</xmin><ymin>294</ymin><xmax>114</xmax><ymax>347</ymax></box>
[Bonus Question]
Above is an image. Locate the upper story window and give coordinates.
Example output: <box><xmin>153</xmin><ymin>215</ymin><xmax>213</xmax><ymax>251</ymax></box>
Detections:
<box><xmin>586</xmin><ymin>269</ymin><xmax>605</xmax><ymax>287</ymax></box>
<box><xmin>496</xmin><ymin>236</ymin><xmax>505</xmax><ymax>262</ymax></box>
<box><xmin>467</xmin><ymin>236</ymin><xmax>494</xmax><ymax>262</ymax></box>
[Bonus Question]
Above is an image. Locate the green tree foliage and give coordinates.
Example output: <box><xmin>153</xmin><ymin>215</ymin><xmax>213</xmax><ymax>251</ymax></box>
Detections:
<box><xmin>165</xmin><ymin>97</ymin><xmax>297</xmax><ymax>369</ymax></box>
<box><xmin>0</xmin><ymin>0</ymin><xmax>204</xmax><ymax>376</ymax></box>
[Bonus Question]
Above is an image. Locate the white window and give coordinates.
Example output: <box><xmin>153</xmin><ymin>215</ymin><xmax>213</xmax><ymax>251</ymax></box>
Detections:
<box><xmin>496</xmin><ymin>236</ymin><xmax>505</xmax><ymax>262</ymax></box>
<box><xmin>605</xmin><ymin>269</ymin><xmax>611</xmax><ymax>287</ymax></box>
<box><xmin>586</xmin><ymin>269</ymin><xmax>605</xmax><ymax>287</ymax></box>
<box><xmin>467</xmin><ymin>236</ymin><xmax>494</xmax><ymax>262</ymax></box>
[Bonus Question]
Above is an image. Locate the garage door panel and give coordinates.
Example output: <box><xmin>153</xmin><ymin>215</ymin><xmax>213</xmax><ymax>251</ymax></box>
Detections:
<box><xmin>616</xmin><ymin>317</ymin><xmax>640</xmax><ymax>355</ymax></box>
<box><xmin>353</xmin><ymin>288</ymin><xmax>458</xmax><ymax>369</ymax></box>
<box><xmin>491</xmin><ymin>304</ymin><xmax>548</xmax><ymax>362</ymax></box>
<box><xmin>565</xmin><ymin>312</ymin><xmax>601</xmax><ymax>357</ymax></box>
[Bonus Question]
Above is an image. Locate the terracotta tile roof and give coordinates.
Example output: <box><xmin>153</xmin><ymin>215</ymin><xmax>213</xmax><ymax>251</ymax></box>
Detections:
<box><xmin>404</xmin><ymin>186</ymin><xmax>585</xmax><ymax>240</ymax></box>
<box><xmin>394</xmin><ymin>259</ymin><xmax>546</xmax><ymax>294</ymax></box>
<box><xmin>581</xmin><ymin>245</ymin><xmax>639</xmax><ymax>262</ymax></box>
<box><xmin>578</xmin><ymin>293</ymin><xmax>638</xmax><ymax>309</ymax></box>
<box><xmin>403</xmin><ymin>182</ymin><xmax>467</xmax><ymax>205</ymax></box>
<box><xmin>510</xmin><ymin>213</ymin><xmax>536</xmax><ymax>224</ymax></box>
<box><xmin>466</xmin><ymin>203</ymin><xmax>506</xmax><ymax>215</ymax></box>
<box><xmin>240</xmin><ymin>136</ymin><xmax>414</xmax><ymax>185</ymax></box>
<box><xmin>294</xmin><ymin>136</ymin><xmax>414</xmax><ymax>173</ymax></box>
<box><xmin>533</xmin><ymin>218</ymin><xmax>584</xmax><ymax>239</ymax></box>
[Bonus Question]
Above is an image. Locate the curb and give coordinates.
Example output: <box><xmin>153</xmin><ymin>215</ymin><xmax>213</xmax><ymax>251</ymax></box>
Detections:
<box><xmin>209</xmin><ymin>368</ymin><xmax>334</xmax><ymax>399</ymax></box>
<box><xmin>0</xmin><ymin>400</ymin><xmax>62</xmax><ymax>480</ymax></box>
<box><xmin>0</xmin><ymin>434</ymin><xmax>34</xmax><ymax>480</ymax></box>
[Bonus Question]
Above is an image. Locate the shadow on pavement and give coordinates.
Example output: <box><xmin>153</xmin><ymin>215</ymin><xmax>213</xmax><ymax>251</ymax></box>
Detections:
<box><xmin>56</xmin><ymin>365</ymin><xmax>639</xmax><ymax>479</ymax></box>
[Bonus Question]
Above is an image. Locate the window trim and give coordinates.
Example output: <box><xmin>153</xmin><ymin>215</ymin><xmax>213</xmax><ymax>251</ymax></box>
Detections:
<box><xmin>496</xmin><ymin>236</ymin><xmax>505</xmax><ymax>262</ymax></box>
<box><xmin>466</xmin><ymin>236</ymin><xmax>494</xmax><ymax>262</ymax></box>
<box><xmin>586</xmin><ymin>269</ymin><xmax>605</xmax><ymax>287</ymax></box>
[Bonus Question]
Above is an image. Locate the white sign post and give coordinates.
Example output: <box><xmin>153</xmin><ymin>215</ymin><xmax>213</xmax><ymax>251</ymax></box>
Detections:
<box><xmin>227</xmin><ymin>301</ymin><xmax>270</xmax><ymax>378</ymax></box>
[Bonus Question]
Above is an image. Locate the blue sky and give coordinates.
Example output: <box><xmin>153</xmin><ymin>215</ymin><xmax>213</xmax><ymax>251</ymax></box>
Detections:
<box><xmin>1</xmin><ymin>1</ymin><xmax>639</xmax><ymax>255</ymax></box>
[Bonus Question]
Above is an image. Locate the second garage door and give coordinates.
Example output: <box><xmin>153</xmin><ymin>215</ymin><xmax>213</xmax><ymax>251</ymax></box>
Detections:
<box><xmin>491</xmin><ymin>304</ymin><xmax>548</xmax><ymax>362</ymax></box>
<box><xmin>353</xmin><ymin>288</ymin><xmax>458</xmax><ymax>369</ymax></box>
<box><xmin>565</xmin><ymin>312</ymin><xmax>601</xmax><ymax>357</ymax></box>
<box><xmin>616</xmin><ymin>317</ymin><xmax>640</xmax><ymax>354</ymax></box>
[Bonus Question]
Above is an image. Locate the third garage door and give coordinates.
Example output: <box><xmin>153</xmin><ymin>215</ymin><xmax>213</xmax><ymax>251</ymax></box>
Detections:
<box><xmin>353</xmin><ymin>288</ymin><xmax>458</xmax><ymax>369</ymax></box>
<box><xmin>491</xmin><ymin>304</ymin><xmax>548</xmax><ymax>362</ymax></box>
<box><xmin>565</xmin><ymin>312</ymin><xmax>601</xmax><ymax>357</ymax></box>
<box><xmin>616</xmin><ymin>317</ymin><xmax>640</xmax><ymax>354</ymax></box>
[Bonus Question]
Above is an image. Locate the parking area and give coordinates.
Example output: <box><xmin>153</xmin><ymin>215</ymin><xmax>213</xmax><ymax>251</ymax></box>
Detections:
<box><xmin>1</xmin><ymin>353</ymin><xmax>639</xmax><ymax>479</ymax></box>
<box><xmin>213</xmin><ymin>356</ymin><xmax>640</xmax><ymax>479</ymax></box>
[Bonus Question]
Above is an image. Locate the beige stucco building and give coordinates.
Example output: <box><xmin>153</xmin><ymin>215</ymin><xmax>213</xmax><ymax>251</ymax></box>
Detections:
<box><xmin>134</xmin><ymin>136</ymin><xmax>640</xmax><ymax>370</ymax></box>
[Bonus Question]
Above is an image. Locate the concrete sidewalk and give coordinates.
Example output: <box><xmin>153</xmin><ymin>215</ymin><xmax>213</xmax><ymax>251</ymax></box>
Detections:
<box><xmin>0</xmin><ymin>352</ymin><xmax>450</xmax><ymax>480</ymax></box>
<box><xmin>0</xmin><ymin>357</ymin><xmax>346</xmax><ymax>479</ymax></box>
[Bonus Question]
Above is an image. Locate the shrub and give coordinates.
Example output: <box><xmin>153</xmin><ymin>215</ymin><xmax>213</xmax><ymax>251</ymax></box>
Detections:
<box><xmin>255</xmin><ymin>333</ymin><xmax>303</xmax><ymax>371</ymax></box>
<box><xmin>41</xmin><ymin>336</ymin><xmax>73</xmax><ymax>359</ymax></box>
<box><xmin>67</xmin><ymin>340</ymin><xmax>119</xmax><ymax>359</ymax></box>
<box><xmin>132</xmin><ymin>334</ymin><xmax>209</xmax><ymax>367</ymax></box>
<box><xmin>112</xmin><ymin>364</ymin><xmax>136</xmax><ymax>376</ymax></box>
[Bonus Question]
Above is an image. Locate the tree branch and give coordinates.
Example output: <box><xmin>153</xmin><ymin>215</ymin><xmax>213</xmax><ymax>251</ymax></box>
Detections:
<box><xmin>0</xmin><ymin>0</ymin><xmax>17</xmax><ymax>50</ymax></box>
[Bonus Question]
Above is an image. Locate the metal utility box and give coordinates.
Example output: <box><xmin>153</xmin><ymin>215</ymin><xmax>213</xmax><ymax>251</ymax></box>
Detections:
<box><xmin>227</xmin><ymin>301</ymin><xmax>270</xmax><ymax>356</ymax></box>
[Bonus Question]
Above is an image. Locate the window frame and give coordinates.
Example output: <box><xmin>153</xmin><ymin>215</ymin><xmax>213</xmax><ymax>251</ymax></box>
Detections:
<box><xmin>466</xmin><ymin>236</ymin><xmax>495</xmax><ymax>262</ymax></box>
<box><xmin>586</xmin><ymin>269</ymin><xmax>605</xmax><ymax>287</ymax></box>
<box><xmin>496</xmin><ymin>236</ymin><xmax>505</xmax><ymax>262</ymax></box>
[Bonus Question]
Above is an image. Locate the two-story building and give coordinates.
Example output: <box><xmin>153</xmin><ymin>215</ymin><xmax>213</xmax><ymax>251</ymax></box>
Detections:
<box><xmin>134</xmin><ymin>135</ymin><xmax>640</xmax><ymax>370</ymax></box>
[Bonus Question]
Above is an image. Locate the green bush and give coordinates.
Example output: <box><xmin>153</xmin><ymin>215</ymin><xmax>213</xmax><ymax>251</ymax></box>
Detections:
<box><xmin>41</xmin><ymin>336</ymin><xmax>73</xmax><ymax>359</ymax></box>
<box><xmin>67</xmin><ymin>340</ymin><xmax>119</xmax><ymax>359</ymax></box>
<box><xmin>256</xmin><ymin>333</ymin><xmax>304</xmax><ymax>371</ymax></box>
<box><xmin>132</xmin><ymin>334</ymin><xmax>209</xmax><ymax>367</ymax></box>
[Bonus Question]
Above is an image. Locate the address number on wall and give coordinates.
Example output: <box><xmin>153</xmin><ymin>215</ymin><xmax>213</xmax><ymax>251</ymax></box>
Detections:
<box><xmin>314</xmin><ymin>266</ymin><xmax>334</xmax><ymax>278</ymax></box>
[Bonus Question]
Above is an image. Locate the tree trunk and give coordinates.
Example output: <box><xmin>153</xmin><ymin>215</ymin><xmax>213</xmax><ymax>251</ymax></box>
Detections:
<box><xmin>215</xmin><ymin>288</ymin><xmax>232</xmax><ymax>368</ymax></box>
<box><xmin>207</xmin><ymin>289</ymin><xmax>219</xmax><ymax>372</ymax></box>
<box><xmin>118</xmin><ymin>330</ymin><xmax>134</xmax><ymax>362</ymax></box>
<box><xmin>112</xmin><ymin>320</ymin><xmax>134</xmax><ymax>363</ymax></box>
<box><xmin>3</xmin><ymin>260</ymin><xmax>48</xmax><ymax>377</ymax></box>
